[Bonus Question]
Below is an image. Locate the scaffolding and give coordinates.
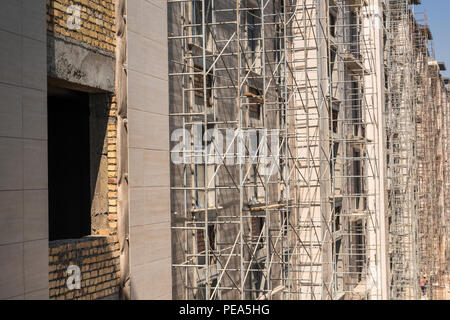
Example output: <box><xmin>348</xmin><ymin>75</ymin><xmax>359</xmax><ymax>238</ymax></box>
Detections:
<box><xmin>291</xmin><ymin>0</ymin><xmax>385</xmax><ymax>299</ymax></box>
<box><xmin>413</xmin><ymin>7</ymin><xmax>434</xmax><ymax>300</ymax></box>
<box><xmin>386</xmin><ymin>1</ymin><xmax>449</xmax><ymax>300</ymax></box>
<box><xmin>413</xmin><ymin>23</ymin><xmax>449</xmax><ymax>298</ymax></box>
<box><xmin>384</xmin><ymin>0</ymin><xmax>418</xmax><ymax>299</ymax></box>
<box><xmin>167</xmin><ymin>0</ymin><xmax>447</xmax><ymax>300</ymax></box>
<box><xmin>169</xmin><ymin>0</ymin><xmax>287</xmax><ymax>300</ymax></box>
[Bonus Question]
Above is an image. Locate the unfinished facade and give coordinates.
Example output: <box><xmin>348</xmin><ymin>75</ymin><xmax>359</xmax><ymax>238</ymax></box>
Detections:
<box><xmin>168</xmin><ymin>0</ymin><xmax>448</xmax><ymax>300</ymax></box>
<box><xmin>0</xmin><ymin>0</ymin><xmax>448</xmax><ymax>300</ymax></box>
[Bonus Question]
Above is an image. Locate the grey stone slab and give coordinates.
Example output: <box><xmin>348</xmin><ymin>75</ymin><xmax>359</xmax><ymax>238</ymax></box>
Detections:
<box><xmin>128</xmin><ymin>148</ymin><xmax>145</xmax><ymax>188</ymax></box>
<box><xmin>129</xmin><ymin>149</ymin><xmax>170</xmax><ymax>187</ymax></box>
<box><xmin>21</xmin><ymin>1</ymin><xmax>46</xmax><ymax>42</ymax></box>
<box><xmin>143</xmin><ymin>150</ymin><xmax>170</xmax><ymax>187</ymax></box>
<box><xmin>130</xmin><ymin>257</ymin><xmax>172</xmax><ymax>299</ymax></box>
<box><xmin>0</xmin><ymin>191</ymin><xmax>24</xmax><ymax>245</ymax></box>
<box><xmin>129</xmin><ymin>110</ymin><xmax>169</xmax><ymax>151</ymax></box>
<box><xmin>0</xmin><ymin>137</ymin><xmax>24</xmax><ymax>191</ymax></box>
<box><xmin>0</xmin><ymin>0</ymin><xmax>21</xmax><ymax>35</ymax></box>
<box><xmin>129</xmin><ymin>186</ymin><xmax>170</xmax><ymax>227</ymax></box>
<box><xmin>24</xmin><ymin>288</ymin><xmax>49</xmax><ymax>300</ymax></box>
<box><xmin>24</xmin><ymin>239</ymin><xmax>49</xmax><ymax>293</ymax></box>
<box><xmin>144</xmin><ymin>0</ymin><xmax>167</xmax><ymax>11</ymax></box>
<box><xmin>23</xmin><ymin>139</ymin><xmax>47</xmax><ymax>190</ymax></box>
<box><xmin>0</xmin><ymin>84</ymin><xmax>22</xmax><ymax>138</ymax></box>
<box><xmin>22</xmin><ymin>37</ymin><xmax>46</xmax><ymax>91</ymax></box>
<box><xmin>130</xmin><ymin>222</ymin><xmax>171</xmax><ymax>267</ymax></box>
<box><xmin>0</xmin><ymin>243</ymin><xmax>24</xmax><ymax>299</ymax></box>
<box><xmin>0</xmin><ymin>30</ymin><xmax>21</xmax><ymax>86</ymax></box>
<box><xmin>128</xmin><ymin>0</ymin><xmax>167</xmax><ymax>45</ymax></box>
<box><xmin>128</xmin><ymin>70</ymin><xmax>169</xmax><ymax>115</ymax></box>
<box><xmin>127</xmin><ymin>30</ymin><xmax>168</xmax><ymax>81</ymax></box>
<box><xmin>22</xmin><ymin>88</ymin><xmax>47</xmax><ymax>140</ymax></box>
<box><xmin>23</xmin><ymin>190</ymin><xmax>48</xmax><ymax>242</ymax></box>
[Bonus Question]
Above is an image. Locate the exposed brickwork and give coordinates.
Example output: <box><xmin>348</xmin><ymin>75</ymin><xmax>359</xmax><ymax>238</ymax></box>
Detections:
<box><xmin>45</xmin><ymin>0</ymin><xmax>120</xmax><ymax>300</ymax></box>
<box><xmin>46</xmin><ymin>0</ymin><xmax>116</xmax><ymax>53</ymax></box>
<box><xmin>49</xmin><ymin>236</ymin><xmax>120</xmax><ymax>300</ymax></box>
<box><xmin>107</xmin><ymin>96</ymin><xmax>118</xmax><ymax>235</ymax></box>
<box><xmin>90</xmin><ymin>94</ymin><xmax>118</xmax><ymax>237</ymax></box>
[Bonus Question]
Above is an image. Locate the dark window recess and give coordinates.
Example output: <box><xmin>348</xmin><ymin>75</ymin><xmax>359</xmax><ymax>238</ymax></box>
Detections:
<box><xmin>329</xmin><ymin>11</ymin><xmax>337</xmax><ymax>37</ymax></box>
<box><xmin>353</xmin><ymin>150</ymin><xmax>362</xmax><ymax>195</ymax></box>
<box><xmin>350</xmin><ymin>221</ymin><xmax>365</xmax><ymax>282</ymax></box>
<box><xmin>330</xmin><ymin>142</ymin><xmax>339</xmax><ymax>180</ymax></box>
<box><xmin>196</xmin><ymin>225</ymin><xmax>216</xmax><ymax>265</ymax></box>
<box><xmin>193</xmin><ymin>0</ymin><xmax>212</xmax><ymax>46</ymax></box>
<box><xmin>251</xmin><ymin>261</ymin><xmax>265</xmax><ymax>298</ymax></box>
<box><xmin>248</xmin><ymin>87</ymin><xmax>262</xmax><ymax>120</ymax></box>
<box><xmin>334</xmin><ymin>205</ymin><xmax>342</xmax><ymax>232</ymax></box>
<box><xmin>353</xmin><ymin>149</ymin><xmax>366</xmax><ymax>209</ymax></box>
<box><xmin>328</xmin><ymin>48</ymin><xmax>337</xmax><ymax>79</ymax></box>
<box><xmin>48</xmin><ymin>89</ymin><xmax>91</xmax><ymax>241</ymax></box>
<box><xmin>247</xmin><ymin>8</ymin><xmax>261</xmax><ymax>63</ymax></box>
<box><xmin>351</xmin><ymin>80</ymin><xmax>361</xmax><ymax>136</ymax></box>
<box><xmin>329</xmin><ymin>107</ymin><xmax>339</xmax><ymax>133</ymax></box>
<box><xmin>194</xmin><ymin>65</ymin><xmax>213</xmax><ymax>106</ymax></box>
<box><xmin>251</xmin><ymin>214</ymin><xmax>264</xmax><ymax>241</ymax></box>
<box><xmin>349</xmin><ymin>10</ymin><xmax>360</xmax><ymax>57</ymax></box>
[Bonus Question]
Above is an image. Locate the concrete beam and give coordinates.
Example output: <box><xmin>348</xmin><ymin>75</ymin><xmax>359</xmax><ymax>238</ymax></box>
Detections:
<box><xmin>47</xmin><ymin>35</ymin><xmax>115</xmax><ymax>92</ymax></box>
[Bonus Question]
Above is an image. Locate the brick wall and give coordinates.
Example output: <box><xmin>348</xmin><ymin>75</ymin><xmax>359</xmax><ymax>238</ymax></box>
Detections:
<box><xmin>106</xmin><ymin>96</ymin><xmax>118</xmax><ymax>235</ymax></box>
<box><xmin>47</xmin><ymin>0</ymin><xmax>116</xmax><ymax>53</ymax></box>
<box><xmin>49</xmin><ymin>236</ymin><xmax>120</xmax><ymax>300</ymax></box>
<box><xmin>46</xmin><ymin>0</ymin><xmax>120</xmax><ymax>300</ymax></box>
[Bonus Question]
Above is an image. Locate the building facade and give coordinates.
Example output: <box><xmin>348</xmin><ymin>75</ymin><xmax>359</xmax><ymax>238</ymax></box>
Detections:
<box><xmin>0</xmin><ymin>0</ymin><xmax>447</xmax><ymax>300</ymax></box>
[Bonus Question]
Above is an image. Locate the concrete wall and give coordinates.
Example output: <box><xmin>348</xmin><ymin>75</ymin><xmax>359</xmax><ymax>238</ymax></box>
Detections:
<box><xmin>0</xmin><ymin>0</ymin><xmax>49</xmax><ymax>299</ymax></box>
<box><xmin>126</xmin><ymin>0</ymin><xmax>172</xmax><ymax>299</ymax></box>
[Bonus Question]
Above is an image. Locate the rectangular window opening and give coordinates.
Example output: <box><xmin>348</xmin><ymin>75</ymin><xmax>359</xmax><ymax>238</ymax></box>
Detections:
<box><xmin>48</xmin><ymin>87</ymin><xmax>91</xmax><ymax>241</ymax></box>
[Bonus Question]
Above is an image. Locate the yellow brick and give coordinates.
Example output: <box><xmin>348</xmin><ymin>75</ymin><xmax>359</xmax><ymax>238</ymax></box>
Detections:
<box><xmin>108</xmin><ymin>191</ymin><xmax>117</xmax><ymax>198</ymax></box>
<box><xmin>107</xmin><ymin>151</ymin><xmax>117</xmax><ymax>158</ymax></box>
<box><xmin>97</xmin><ymin>229</ymin><xmax>110</xmax><ymax>236</ymax></box>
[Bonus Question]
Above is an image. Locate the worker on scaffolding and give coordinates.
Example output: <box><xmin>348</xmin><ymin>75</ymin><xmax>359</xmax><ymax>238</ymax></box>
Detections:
<box><xmin>420</xmin><ymin>277</ymin><xmax>428</xmax><ymax>296</ymax></box>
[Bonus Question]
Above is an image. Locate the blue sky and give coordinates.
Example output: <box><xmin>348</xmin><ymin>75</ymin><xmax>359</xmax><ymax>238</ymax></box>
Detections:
<box><xmin>414</xmin><ymin>0</ymin><xmax>450</xmax><ymax>77</ymax></box>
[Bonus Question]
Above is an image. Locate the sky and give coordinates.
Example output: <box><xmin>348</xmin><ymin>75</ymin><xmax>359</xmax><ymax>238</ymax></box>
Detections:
<box><xmin>415</xmin><ymin>0</ymin><xmax>450</xmax><ymax>78</ymax></box>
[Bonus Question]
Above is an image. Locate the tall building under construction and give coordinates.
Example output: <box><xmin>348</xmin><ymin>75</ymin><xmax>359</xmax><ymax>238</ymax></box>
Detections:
<box><xmin>0</xmin><ymin>0</ymin><xmax>448</xmax><ymax>300</ymax></box>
